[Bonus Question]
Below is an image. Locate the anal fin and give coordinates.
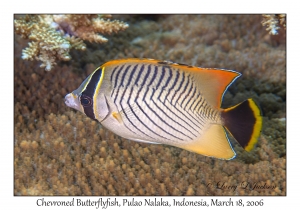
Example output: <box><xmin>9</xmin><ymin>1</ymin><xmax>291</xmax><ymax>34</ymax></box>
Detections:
<box><xmin>179</xmin><ymin>124</ymin><xmax>236</xmax><ymax>160</ymax></box>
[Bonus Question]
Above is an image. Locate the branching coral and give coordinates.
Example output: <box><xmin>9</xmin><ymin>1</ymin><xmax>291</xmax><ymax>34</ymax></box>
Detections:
<box><xmin>14</xmin><ymin>110</ymin><xmax>286</xmax><ymax>196</ymax></box>
<box><xmin>262</xmin><ymin>14</ymin><xmax>286</xmax><ymax>35</ymax></box>
<box><xmin>14</xmin><ymin>15</ymin><xmax>129</xmax><ymax>70</ymax></box>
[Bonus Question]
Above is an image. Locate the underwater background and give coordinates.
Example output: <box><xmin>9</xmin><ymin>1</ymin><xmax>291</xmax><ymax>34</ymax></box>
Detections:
<box><xmin>14</xmin><ymin>14</ymin><xmax>286</xmax><ymax>195</ymax></box>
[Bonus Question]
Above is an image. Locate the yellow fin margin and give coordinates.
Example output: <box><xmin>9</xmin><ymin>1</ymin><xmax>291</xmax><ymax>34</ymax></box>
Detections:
<box><xmin>244</xmin><ymin>99</ymin><xmax>263</xmax><ymax>151</ymax></box>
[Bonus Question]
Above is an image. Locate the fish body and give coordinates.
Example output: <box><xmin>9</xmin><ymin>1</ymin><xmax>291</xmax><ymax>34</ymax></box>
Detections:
<box><xmin>65</xmin><ymin>58</ymin><xmax>262</xmax><ymax>159</ymax></box>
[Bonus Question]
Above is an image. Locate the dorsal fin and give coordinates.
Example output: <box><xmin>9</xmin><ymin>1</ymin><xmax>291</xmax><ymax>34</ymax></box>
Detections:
<box><xmin>187</xmin><ymin>68</ymin><xmax>241</xmax><ymax>108</ymax></box>
<box><xmin>101</xmin><ymin>58</ymin><xmax>240</xmax><ymax>109</ymax></box>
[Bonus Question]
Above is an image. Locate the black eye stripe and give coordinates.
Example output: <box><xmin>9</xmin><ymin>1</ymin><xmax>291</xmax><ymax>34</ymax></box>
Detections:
<box><xmin>80</xmin><ymin>68</ymin><xmax>103</xmax><ymax>120</ymax></box>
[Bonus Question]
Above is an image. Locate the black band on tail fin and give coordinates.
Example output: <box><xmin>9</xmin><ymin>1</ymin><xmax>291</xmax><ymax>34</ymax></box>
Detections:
<box><xmin>221</xmin><ymin>99</ymin><xmax>262</xmax><ymax>151</ymax></box>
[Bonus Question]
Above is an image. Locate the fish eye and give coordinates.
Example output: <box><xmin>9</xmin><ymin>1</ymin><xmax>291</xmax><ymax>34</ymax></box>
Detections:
<box><xmin>80</xmin><ymin>95</ymin><xmax>92</xmax><ymax>107</ymax></box>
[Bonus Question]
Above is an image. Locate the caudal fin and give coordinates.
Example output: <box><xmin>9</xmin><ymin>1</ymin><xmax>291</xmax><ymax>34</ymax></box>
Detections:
<box><xmin>221</xmin><ymin>99</ymin><xmax>262</xmax><ymax>151</ymax></box>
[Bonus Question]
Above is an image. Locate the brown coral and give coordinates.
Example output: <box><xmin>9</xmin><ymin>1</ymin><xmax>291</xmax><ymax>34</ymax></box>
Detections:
<box><xmin>14</xmin><ymin>108</ymin><xmax>286</xmax><ymax>195</ymax></box>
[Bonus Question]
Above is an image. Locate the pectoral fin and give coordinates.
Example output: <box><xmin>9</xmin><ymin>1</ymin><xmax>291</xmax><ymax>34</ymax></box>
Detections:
<box><xmin>112</xmin><ymin>111</ymin><xmax>123</xmax><ymax>123</ymax></box>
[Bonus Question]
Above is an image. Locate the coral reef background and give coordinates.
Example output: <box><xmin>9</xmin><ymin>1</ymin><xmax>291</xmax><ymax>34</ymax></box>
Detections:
<box><xmin>14</xmin><ymin>14</ymin><xmax>286</xmax><ymax>196</ymax></box>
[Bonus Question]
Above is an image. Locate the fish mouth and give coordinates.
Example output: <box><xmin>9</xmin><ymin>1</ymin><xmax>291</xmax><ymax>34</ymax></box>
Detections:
<box><xmin>64</xmin><ymin>93</ymin><xmax>81</xmax><ymax>111</ymax></box>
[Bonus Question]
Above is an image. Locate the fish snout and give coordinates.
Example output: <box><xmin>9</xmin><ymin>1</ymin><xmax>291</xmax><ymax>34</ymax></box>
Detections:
<box><xmin>64</xmin><ymin>93</ymin><xmax>72</xmax><ymax>107</ymax></box>
<box><xmin>64</xmin><ymin>93</ymin><xmax>81</xmax><ymax>111</ymax></box>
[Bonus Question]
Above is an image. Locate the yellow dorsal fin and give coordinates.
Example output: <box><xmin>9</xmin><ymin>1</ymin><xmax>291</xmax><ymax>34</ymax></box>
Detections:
<box><xmin>179</xmin><ymin>124</ymin><xmax>236</xmax><ymax>160</ymax></box>
<box><xmin>188</xmin><ymin>68</ymin><xmax>241</xmax><ymax>108</ymax></box>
